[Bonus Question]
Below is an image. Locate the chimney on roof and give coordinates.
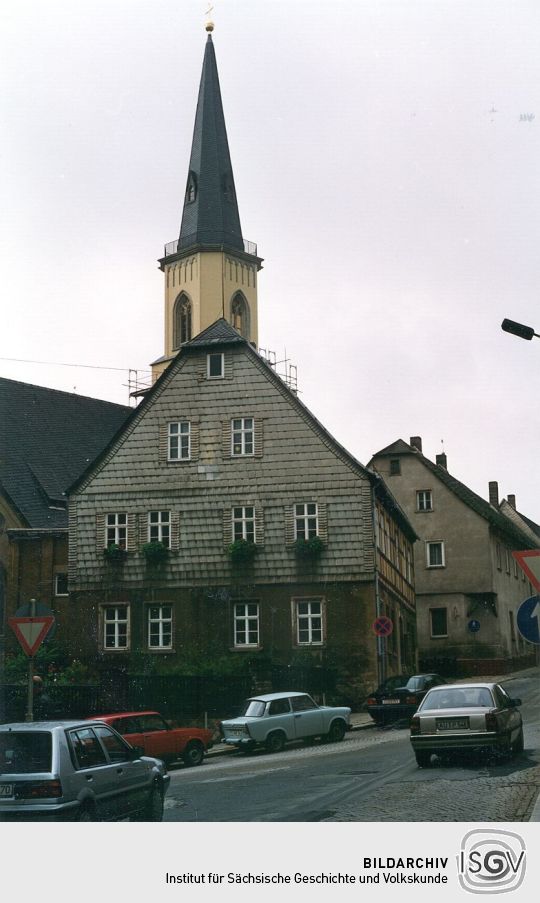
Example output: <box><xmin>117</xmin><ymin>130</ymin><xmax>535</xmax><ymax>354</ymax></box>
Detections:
<box><xmin>489</xmin><ymin>481</ymin><xmax>499</xmax><ymax>507</ymax></box>
<box><xmin>436</xmin><ymin>452</ymin><xmax>447</xmax><ymax>470</ymax></box>
<box><xmin>507</xmin><ymin>494</ymin><xmax>516</xmax><ymax>509</ymax></box>
<box><xmin>410</xmin><ymin>436</ymin><xmax>422</xmax><ymax>452</ymax></box>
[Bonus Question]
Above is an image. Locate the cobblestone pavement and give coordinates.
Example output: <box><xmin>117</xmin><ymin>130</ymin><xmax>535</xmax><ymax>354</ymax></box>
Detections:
<box><xmin>324</xmin><ymin>762</ymin><xmax>540</xmax><ymax>821</ymax></box>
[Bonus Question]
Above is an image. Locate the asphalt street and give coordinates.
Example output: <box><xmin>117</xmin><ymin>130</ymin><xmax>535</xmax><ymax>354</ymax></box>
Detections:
<box><xmin>163</xmin><ymin>672</ymin><xmax>540</xmax><ymax>822</ymax></box>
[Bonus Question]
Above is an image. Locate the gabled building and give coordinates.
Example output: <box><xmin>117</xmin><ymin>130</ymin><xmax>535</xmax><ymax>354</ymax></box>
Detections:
<box><xmin>370</xmin><ymin>437</ymin><xmax>538</xmax><ymax>675</ymax></box>
<box><xmin>0</xmin><ymin>377</ymin><xmax>130</xmax><ymax>671</ymax></box>
<box><xmin>68</xmin><ymin>320</ymin><xmax>417</xmax><ymax>704</ymax></box>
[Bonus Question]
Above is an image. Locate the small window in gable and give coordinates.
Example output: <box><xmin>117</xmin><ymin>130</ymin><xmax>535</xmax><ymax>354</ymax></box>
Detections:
<box><xmin>207</xmin><ymin>353</ymin><xmax>224</xmax><ymax>379</ymax></box>
<box><xmin>389</xmin><ymin>459</ymin><xmax>401</xmax><ymax>475</ymax></box>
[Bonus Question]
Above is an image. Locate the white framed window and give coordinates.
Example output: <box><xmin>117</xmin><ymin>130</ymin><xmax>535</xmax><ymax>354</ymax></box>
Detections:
<box><xmin>233</xmin><ymin>506</ymin><xmax>255</xmax><ymax>542</ymax></box>
<box><xmin>295</xmin><ymin>598</ymin><xmax>324</xmax><ymax>645</ymax></box>
<box><xmin>294</xmin><ymin>503</ymin><xmax>318</xmax><ymax>540</ymax></box>
<box><xmin>148</xmin><ymin>511</ymin><xmax>171</xmax><ymax>547</ymax></box>
<box><xmin>231</xmin><ymin>418</ymin><xmax>254</xmax><ymax>456</ymax></box>
<box><xmin>54</xmin><ymin>573</ymin><xmax>68</xmax><ymax>596</ymax></box>
<box><xmin>103</xmin><ymin>605</ymin><xmax>129</xmax><ymax>650</ymax></box>
<box><xmin>426</xmin><ymin>541</ymin><xmax>445</xmax><ymax>568</ymax></box>
<box><xmin>207</xmin><ymin>352</ymin><xmax>224</xmax><ymax>379</ymax></box>
<box><xmin>168</xmin><ymin>421</ymin><xmax>191</xmax><ymax>460</ymax></box>
<box><xmin>430</xmin><ymin>607</ymin><xmax>448</xmax><ymax>638</ymax></box>
<box><xmin>233</xmin><ymin>602</ymin><xmax>259</xmax><ymax>647</ymax></box>
<box><xmin>505</xmin><ymin>548</ymin><xmax>511</xmax><ymax>574</ymax></box>
<box><xmin>106</xmin><ymin>513</ymin><xmax>127</xmax><ymax>549</ymax></box>
<box><xmin>416</xmin><ymin>490</ymin><xmax>433</xmax><ymax>512</ymax></box>
<box><xmin>148</xmin><ymin>605</ymin><xmax>173</xmax><ymax>650</ymax></box>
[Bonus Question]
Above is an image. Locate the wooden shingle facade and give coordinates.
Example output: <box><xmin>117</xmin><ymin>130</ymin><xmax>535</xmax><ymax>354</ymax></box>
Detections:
<box><xmin>68</xmin><ymin>322</ymin><xmax>417</xmax><ymax>704</ymax></box>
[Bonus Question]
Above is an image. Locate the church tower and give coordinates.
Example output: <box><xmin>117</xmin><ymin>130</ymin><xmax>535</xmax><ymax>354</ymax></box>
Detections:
<box><xmin>152</xmin><ymin>21</ymin><xmax>263</xmax><ymax>381</ymax></box>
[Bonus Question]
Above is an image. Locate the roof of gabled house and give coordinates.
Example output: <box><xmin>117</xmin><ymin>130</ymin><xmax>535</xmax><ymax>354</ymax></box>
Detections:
<box><xmin>0</xmin><ymin>377</ymin><xmax>131</xmax><ymax>528</ymax></box>
<box><xmin>68</xmin><ymin>320</ymin><xmax>417</xmax><ymax>542</ymax></box>
<box><xmin>371</xmin><ymin>438</ymin><xmax>537</xmax><ymax>550</ymax></box>
<box><xmin>499</xmin><ymin>499</ymin><xmax>540</xmax><ymax>546</ymax></box>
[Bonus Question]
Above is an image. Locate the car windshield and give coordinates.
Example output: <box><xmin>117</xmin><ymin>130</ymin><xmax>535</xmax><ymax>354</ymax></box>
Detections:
<box><xmin>239</xmin><ymin>700</ymin><xmax>266</xmax><ymax>717</ymax></box>
<box><xmin>405</xmin><ymin>677</ymin><xmax>426</xmax><ymax>690</ymax></box>
<box><xmin>0</xmin><ymin>732</ymin><xmax>52</xmax><ymax>774</ymax></box>
<box><xmin>420</xmin><ymin>687</ymin><xmax>494</xmax><ymax>711</ymax></box>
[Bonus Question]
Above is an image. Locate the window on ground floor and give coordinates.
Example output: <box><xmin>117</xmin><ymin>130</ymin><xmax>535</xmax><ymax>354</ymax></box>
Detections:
<box><xmin>103</xmin><ymin>605</ymin><xmax>129</xmax><ymax>650</ymax></box>
<box><xmin>429</xmin><ymin>607</ymin><xmax>448</xmax><ymax>638</ymax></box>
<box><xmin>147</xmin><ymin>604</ymin><xmax>173</xmax><ymax>650</ymax></box>
<box><xmin>233</xmin><ymin>601</ymin><xmax>259</xmax><ymax>647</ymax></box>
<box><xmin>294</xmin><ymin>598</ymin><xmax>324</xmax><ymax>645</ymax></box>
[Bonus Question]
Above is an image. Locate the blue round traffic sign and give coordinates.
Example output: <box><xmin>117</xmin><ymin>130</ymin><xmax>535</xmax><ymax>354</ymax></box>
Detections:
<box><xmin>468</xmin><ymin>619</ymin><xmax>481</xmax><ymax>633</ymax></box>
<box><xmin>517</xmin><ymin>595</ymin><xmax>540</xmax><ymax>645</ymax></box>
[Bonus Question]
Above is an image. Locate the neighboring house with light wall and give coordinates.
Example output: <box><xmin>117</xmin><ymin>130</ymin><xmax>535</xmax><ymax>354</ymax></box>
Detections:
<box><xmin>67</xmin><ymin>320</ymin><xmax>418</xmax><ymax>705</ymax></box>
<box><xmin>369</xmin><ymin>437</ymin><xmax>539</xmax><ymax>675</ymax></box>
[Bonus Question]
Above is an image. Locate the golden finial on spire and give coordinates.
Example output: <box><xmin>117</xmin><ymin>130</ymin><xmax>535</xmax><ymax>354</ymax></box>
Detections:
<box><xmin>205</xmin><ymin>4</ymin><xmax>214</xmax><ymax>32</ymax></box>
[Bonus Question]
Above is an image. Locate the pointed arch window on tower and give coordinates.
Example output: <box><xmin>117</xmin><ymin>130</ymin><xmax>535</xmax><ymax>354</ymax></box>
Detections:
<box><xmin>231</xmin><ymin>293</ymin><xmax>249</xmax><ymax>339</ymax></box>
<box><xmin>174</xmin><ymin>293</ymin><xmax>192</xmax><ymax>348</ymax></box>
<box><xmin>186</xmin><ymin>172</ymin><xmax>197</xmax><ymax>204</ymax></box>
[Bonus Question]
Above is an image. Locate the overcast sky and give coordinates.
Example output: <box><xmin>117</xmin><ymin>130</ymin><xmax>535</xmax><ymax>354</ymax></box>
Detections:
<box><xmin>1</xmin><ymin>0</ymin><xmax>539</xmax><ymax>521</ymax></box>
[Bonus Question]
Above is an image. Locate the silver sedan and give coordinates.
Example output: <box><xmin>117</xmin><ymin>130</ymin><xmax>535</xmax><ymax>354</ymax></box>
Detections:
<box><xmin>410</xmin><ymin>682</ymin><xmax>524</xmax><ymax>767</ymax></box>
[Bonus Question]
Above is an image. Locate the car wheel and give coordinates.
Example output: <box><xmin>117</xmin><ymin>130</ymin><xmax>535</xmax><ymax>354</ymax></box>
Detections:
<box><xmin>512</xmin><ymin>727</ymin><xmax>524</xmax><ymax>756</ymax></box>
<box><xmin>133</xmin><ymin>784</ymin><xmax>164</xmax><ymax>822</ymax></box>
<box><xmin>415</xmin><ymin>750</ymin><xmax>432</xmax><ymax>768</ymax></box>
<box><xmin>265</xmin><ymin>731</ymin><xmax>286</xmax><ymax>753</ymax></box>
<box><xmin>327</xmin><ymin>720</ymin><xmax>347</xmax><ymax>743</ymax></box>
<box><xmin>182</xmin><ymin>741</ymin><xmax>205</xmax><ymax>767</ymax></box>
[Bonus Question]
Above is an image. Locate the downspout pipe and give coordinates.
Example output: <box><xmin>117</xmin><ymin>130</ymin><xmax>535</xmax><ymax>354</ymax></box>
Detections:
<box><xmin>371</xmin><ymin>480</ymin><xmax>385</xmax><ymax>685</ymax></box>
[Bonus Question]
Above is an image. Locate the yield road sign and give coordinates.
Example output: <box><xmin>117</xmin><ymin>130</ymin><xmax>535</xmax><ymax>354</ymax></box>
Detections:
<box><xmin>373</xmin><ymin>616</ymin><xmax>393</xmax><ymax>637</ymax></box>
<box><xmin>8</xmin><ymin>616</ymin><xmax>55</xmax><ymax>656</ymax></box>
<box><xmin>516</xmin><ymin>596</ymin><xmax>540</xmax><ymax>645</ymax></box>
<box><xmin>512</xmin><ymin>550</ymin><xmax>540</xmax><ymax>593</ymax></box>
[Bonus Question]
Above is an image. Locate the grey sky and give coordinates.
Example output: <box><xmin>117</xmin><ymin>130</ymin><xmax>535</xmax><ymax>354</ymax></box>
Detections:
<box><xmin>1</xmin><ymin>0</ymin><xmax>539</xmax><ymax>521</ymax></box>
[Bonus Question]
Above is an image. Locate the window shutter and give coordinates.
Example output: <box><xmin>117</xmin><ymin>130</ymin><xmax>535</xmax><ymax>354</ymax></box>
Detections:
<box><xmin>254</xmin><ymin>419</ymin><xmax>263</xmax><ymax>457</ymax></box>
<box><xmin>96</xmin><ymin>514</ymin><xmax>106</xmax><ymax>553</ymax></box>
<box><xmin>222</xmin><ymin>421</ymin><xmax>231</xmax><ymax>458</ymax></box>
<box><xmin>318</xmin><ymin>503</ymin><xmax>328</xmax><ymax>541</ymax></box>
<box><xmin>139</xmin><ymin>513</ymin><xmax>148</xmax><ymax>546</ymax></box>
<box><xmin>159</xmin><ymin>424</ymin><xmax>169</xmax><ymax>463</ymax></box>
<box><xmin>255</xmin><ymin>507</ymin><xmax>264</xmax><ymax>546</ymax></box>
<box><xmin>285</xmin><ymin>506</ymin><xmax>295</xmax><ymax>545</ymax></box>
<box><xmin>190</xmin><ymin>421</ymin><xmax>200</xmax><ymax>460</ymax></box>
<box><xmin>223</xmin><ymin>509</ymin><xmax>233</xmax><ymax>547</ymax></box>
<box><xmin>127</xmin><ymin>514</ymin><xmax>137</xmax><ymax>552</ymax></box>
<box><xmin>170</xmin><ymin>513</ymin><xmax>180</xmax><ymax>551</ymax></box>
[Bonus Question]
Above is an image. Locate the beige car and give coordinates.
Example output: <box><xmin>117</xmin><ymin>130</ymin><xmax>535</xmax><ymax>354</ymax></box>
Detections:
<box><xmin>410</xmin><ymin>682</ymin><xmax>524</xmax><ymax>767</ymax></box>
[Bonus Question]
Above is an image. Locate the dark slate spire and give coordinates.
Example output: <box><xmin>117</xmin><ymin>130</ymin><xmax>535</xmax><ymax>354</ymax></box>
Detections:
<box><xmin>179</xmin><ymin>34</ymin><xmax>244</xmax><ymax>252</ymax></box>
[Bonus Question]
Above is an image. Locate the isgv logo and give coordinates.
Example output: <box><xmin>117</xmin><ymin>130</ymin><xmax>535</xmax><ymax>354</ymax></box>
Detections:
<box><xmin>458</xmin><ymin>830</ymin><xmax>526</xmax><ymax>894</ymax></box>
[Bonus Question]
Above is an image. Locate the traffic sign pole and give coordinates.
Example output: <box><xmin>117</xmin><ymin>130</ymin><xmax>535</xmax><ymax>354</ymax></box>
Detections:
<box><xmin>8</xmin><ymin>599</ymin><xmax>55</xmax><ymax>721</ymax></box>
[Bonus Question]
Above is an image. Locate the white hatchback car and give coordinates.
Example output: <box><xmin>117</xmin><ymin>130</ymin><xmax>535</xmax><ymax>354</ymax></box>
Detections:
<box><xmin>220</xmin><ymin>691</ymin><xmax>351</xmax><ymax>753</ymax></box>
<box><xmin>410</xmin><ymin>682</ymin><xmax>523</xmax><ymax>767</ymax></box>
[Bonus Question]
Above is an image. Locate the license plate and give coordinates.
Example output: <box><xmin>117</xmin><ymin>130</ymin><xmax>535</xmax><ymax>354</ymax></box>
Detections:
<box><xmin>0</xmin><ymin>784</ymin><xmax>14</xmax><ymax>798</ymax></box>
<box><xmin>436</xmin><ymin>718</ymin><xmax>469</xmax><ymax>731</ymax></box>
<box><xmin>383</xmin><ymin>699</ymin><xmax>399</xmax><ymax>705</ymax></box>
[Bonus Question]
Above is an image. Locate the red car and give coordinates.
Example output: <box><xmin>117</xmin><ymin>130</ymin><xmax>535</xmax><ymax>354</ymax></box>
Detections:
<box><xmin>90</xmin><ymin>711</ymin><xmax>213</xmax><ymax>767</ymax></box>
